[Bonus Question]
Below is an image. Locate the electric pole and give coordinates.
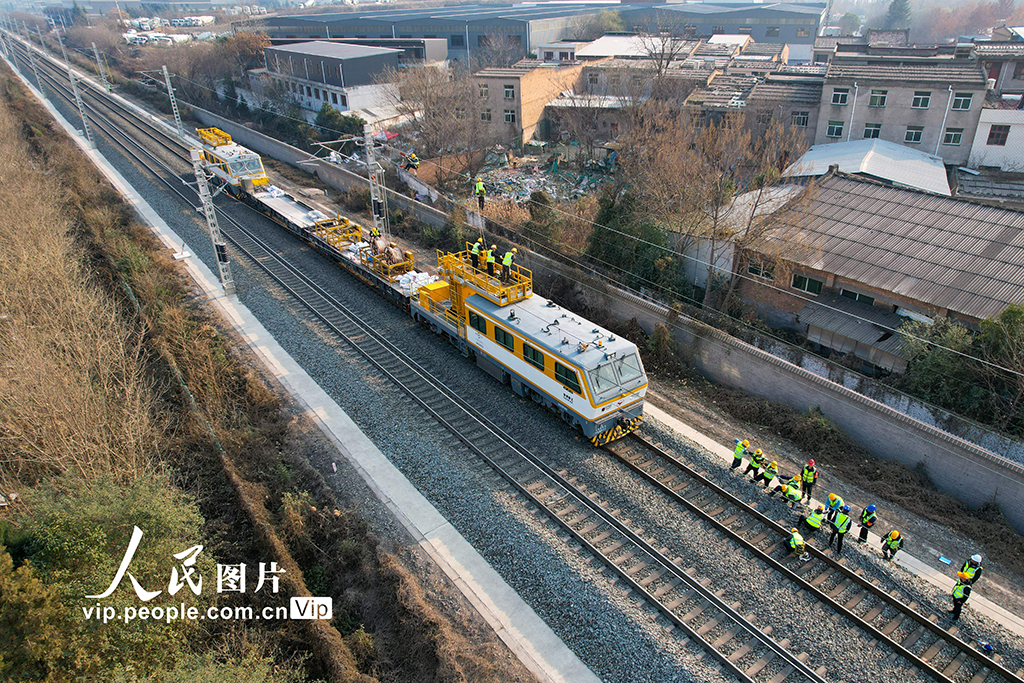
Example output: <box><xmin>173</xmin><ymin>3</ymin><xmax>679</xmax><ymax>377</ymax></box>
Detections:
<box><xmin>363</xmin><ymin>124</ymin><xmax>389</xmax><ymax>242</ymax></box>
<box><xmin>189</xmin><ymin>148</ymin><xmax>235</xmax><ymax>296</ymax></box>
<box><xmin>163</xmin><ymin>65</ymin><xmax>184</xmax><ymax>137</ymax></box>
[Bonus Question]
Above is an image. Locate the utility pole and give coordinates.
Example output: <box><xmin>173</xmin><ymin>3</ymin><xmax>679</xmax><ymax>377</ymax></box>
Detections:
<box><xmin>163</xmin><ymin>65</ymin><xmax>184</xmax><ymax>137</ymax></box>
<box><xmin>58</xmin><ymin>31</ymin><xmax>92</xmax><ymax>145</ymax></box>
<box><xmin>25</xmin><ymin>26</ymin><xmax>44</xmax><ymax>97</ymax></box>
<box><xmin>363</xmin><ymin>124</ymin><xmax>389</xmax><ymax>242</ymax></box>
<box><xmin>189</xmin><ymin>148</ymin><xmax>235</xmax><ymax>296</ymax></box>
<box><xmin>92</xmin><ymin>42</ymin><xmax>109</xmax><ymax>91</ymax></box>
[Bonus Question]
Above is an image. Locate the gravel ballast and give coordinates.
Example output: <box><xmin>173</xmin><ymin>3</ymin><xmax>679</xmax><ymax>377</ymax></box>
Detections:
<box><xmin>36</xmin><ymin>84</ymin><xmax>1024</xmax><ymax>683</ymax></box>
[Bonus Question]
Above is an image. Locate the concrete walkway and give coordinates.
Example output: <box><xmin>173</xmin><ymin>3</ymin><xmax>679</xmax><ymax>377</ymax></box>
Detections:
<box><xmin>645</xmin><ymin>403</ymin><xmax>1024</xmax><ymax>639</ymax></box>
<box><xmin>2</xmin><ymin>55</ymin><xmax>600</xmax><ymax>683</ymax></box>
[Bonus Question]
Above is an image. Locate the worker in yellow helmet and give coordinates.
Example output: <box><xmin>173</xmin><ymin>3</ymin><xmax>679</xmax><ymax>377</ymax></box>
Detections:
<box><xmin>732</xmin><ymin>439</ymin><xmax>751</xmax><ymax>470</ymax></box>
<box><xmin>486</xmin><ymin>244</ymin><xmax>497</xmax><ymax>277</ymax></box>
<box><xmin>501</xmin><ymin>247</ymin><xmax>517</xmax><ymax>282</ymax></box>
<box><xmin>881</xmin><ymin>530</ymin><xmax>903</xmax><ymax>561</ymax></box>
<box><xmin>470</xmin><ymin>237</ymin><xmax>483</xmax><ymax>269</ymax></box>
<box><xmin>752</xmin><ymin>459</ymin><xmax>778</xmax><ymax>489</ymax></box>
<box><xmin>788</xmin><ymin>528</ymin><xmax>805</xmax><ymax>555</ymax></box>
<box><xmin>744</xmin><ymin>448</ymin><xmax>766</xmax><ymax>478</ymax></box>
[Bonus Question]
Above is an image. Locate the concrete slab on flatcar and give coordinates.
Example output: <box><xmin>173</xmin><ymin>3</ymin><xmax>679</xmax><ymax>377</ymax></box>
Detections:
<box><xmin>644</xmin><ymin>403</ymin><xmax>1024</xmax><ymax>638</ymax></box>
<box><xmin>4</xmin><ymin>57</ymin><xmax>600</xmax><ymax>683</ymax></box>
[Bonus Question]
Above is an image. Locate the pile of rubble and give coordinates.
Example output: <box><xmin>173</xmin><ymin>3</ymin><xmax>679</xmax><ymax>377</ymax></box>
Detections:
<box><xmin>477</xmin><ymin>144</ymin><xmax>614</xmax><ymax>202</ymax></box>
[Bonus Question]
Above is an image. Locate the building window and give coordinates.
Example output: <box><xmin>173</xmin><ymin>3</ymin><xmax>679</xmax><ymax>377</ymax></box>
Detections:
<box><xmin>555</xmin><ymin>362</ymin><xmax>582</xmax><ymax>394</ymax></box>
<box><xmin>560</xmin><ymin>51</ymin><xmax>571</xmax><ymax>60</ymax></box>
<box><xmin>841</xmin><ymin>289</ymin><xmax>875</xmax><ymax>306</ymax></box>
<box><xmin>544</xmin><ymin>51</ymin><xmax>554</xmax><ymax>60</ymax></box>
<box><xmin>756</xmin><ymin>111</ymin><xmax>772</xmax><ymax>125</ymax></box>
<box><xmin>504</xmin><ymin>109</ymin><xmax>516</xmax><ymax>123</ymax></box>
<box><xmin>451</xmin><ymin>34</ymin><xmax>465</xmax><ymax>47</ymax></box>
<box><xmin>766</xmin><ymin>26</ymin><xmax>780</xmax><ymax>37</ymax></box>
<box><xmin>739</xmin><ymin>26</ymin><xmax>752</xmax><ymax>34</ymax></box>
<box><xmin>332</xmin><ymin>92</ymin><xmax>338</xmax><ymax>105</ymax></box>
<box><xmin>469</xmin><ymin>311</ymin><xmax>487</xmax><ymax>334</ymax></box>
<box><xmin>314</xmin><ymin>88</ymin><xmax>320</xmax><ymax>99</ymax></box>
<box><xmin>747</xmin><ymin>260</ymin><xmax>774</xmax><ymax>280</ymax></box>
<box><xmin>869</xmin><ymin>89</ymin><xmax>887</xmax><ymax>107</ymax></box>
<box><xmin>1015</xmin><ymin>62</ymin><xmax>1024</xmax><ymax>79</ymax></box>
<box><xmin>608</xmin><ymin>74</ymin><xmax>620</xmax><ymax>88</ymax></box>
<box><xmin>454</xmin><ymin>107</ymin><xmax>465</xmax><ymax>120</ymax></box>
<box><xmin>863</xmin><ymin>122</ymin><xmax>881</xmax><ymax>139</ymax></box>
<box><xmin>904</xmin><ymin>126</ymin><xmax>923</xmax><ymax>143</ymax></box>
<box><xmin>792</xmin><ymin>274</ymin><xmax>823</xmax><ymax>295</ymax></box>
<box><xmin>340</xmin><ymin>95</ymin><xmax>347</xmax><ymax>107</ymax></box>
<box><xmin>479</xmin><ymin>83</ymin><xmax>489</xmax><ymax>97</ymax></box>
<box><xmin>988</xmin><ymin>124</ymin><xmax>1010</xmax><ymax>145</ymax></box>
<box><xmin>943</xmin><ymin>127</ymin><xmax>963</xmax><ymax>145</ymax></box>
<box><xmin>796</xmin><ymin>27</ymin><xmax>810</xmax><ymax>37</ymax></box>
<box><xmin>306</xmin><ymin>86</ymin><xmax>312</xmax><ymax>97</ymax></box>
<box><xmin>504</xmin><ymin>84</ymin><xmax>515</xmax><ymax>99</ymax></box>
<box><xmin>523</xmin><ymin>343</ymin><xmax>545</xmax><ymax>371</ymax></box>
<box><xmin>831</xmin><ymin>88</ymin><xmax>849</xmax><ymax>105</ymax></box>
<box><xmin>912</xmin><ymin>91</ymin><xmax>931</xmax><ymax>108</ymax></box>
<box><xmin>481</xmin><ymin>109</ymin><xmax>492</xmax><ymax>122</ymax></box>
<box><xmin>826</xmin><ymin>120</ymin><xmax>845</xmax><ymax>138</ymax></box>
<box><xmin>712</xmin><ymin>25</ymin><xmax>725</xmax><ymax>34</ymax></box>
<box><xmin>792</xmin><ymin>111</ymin><xmax>809</xmax><ymax>127</ymax></box>
<box><xmin>952</xmin><ymin>92</ymin><xmax>973</xmax><ymax>110</ymax></box>
<box><xmin>588</xmin><ymin>72</ymin><xmax>599</xmax><ymax>86</ymax></box>
<box><xmin>494</xmin><ymin>327</ymin><xmax>514</xmax><ymax>351</ymax></box>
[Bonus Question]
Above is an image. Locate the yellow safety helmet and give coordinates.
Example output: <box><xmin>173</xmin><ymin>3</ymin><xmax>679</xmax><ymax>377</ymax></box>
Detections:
<box><xmin>770</xmin><ymin>461</ymin><xmax>777</xmax><ymax>468</ymax></box>
<box><xmin>890</xmin><ymin>530</ymin><xmax>900</xmax><ymax>540</ymax></box>
<box><xmin>512</xmin><ymin>247</ymin><xmax>517</xmax><ymax>253</ymax></box>
<box><xmin>490</xmin><ymin>244</ymin><xmax>496</xmax><ymax>250</ymax></box>
<box><xmin>755</xmin><ymin>448</ymin><xmax>763</xmax><ymax>456</ymax></box>
<box><xmin>742</xmin><ymin>440</ymin><xmax>750</xmax><ymax>448</ymax></box>
<box><xmin>815</xmin><ymin>505</ymin><xmax>825</xmax><ymax>513</ymax></box>
<box><xmin>477</xmin><ymin>237</ymin><xmax>483</xmax><ymax>243</ymax></box>
<box><xmin>828</xmin><ymin>493</ymin><xmax>837</xmax><ymax>503</ymax></box>
<box><xmin>791</xmin><ymin>527</ymin><xmax>798</xmax><ymax>533</ymax></box>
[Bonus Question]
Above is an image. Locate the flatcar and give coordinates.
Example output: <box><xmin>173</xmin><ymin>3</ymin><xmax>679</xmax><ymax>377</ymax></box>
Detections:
<box><xmin>194</xmin><ymin>128</ymin><xmax>647</xmax><ymax>445</ymax></box>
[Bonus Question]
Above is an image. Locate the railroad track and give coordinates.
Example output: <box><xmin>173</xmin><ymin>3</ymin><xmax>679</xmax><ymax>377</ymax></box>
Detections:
<box><xmin>607</xmin><ymin>432</ymin><xmax>1024</xmax><ymax>683</ymax></box>
<box><xmin>13</xmin><ymin>33</ymin><xmax>1023</xmax><ymax>683</ymax></box>
<box><xmin>5</xmin><ymin>33</ymin><xmax>835</xmax><ymax>683</ymax></box>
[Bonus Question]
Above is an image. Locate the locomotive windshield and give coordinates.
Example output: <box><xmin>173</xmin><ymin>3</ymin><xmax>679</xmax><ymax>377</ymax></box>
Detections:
<box><xmin>591</xmin><ymin>362</ymin><xmax>619</xmax><ymax>392</ymax></box>
<box><xmin>229</xmin><ymin>155</ymin><xmax>264</xmax><ymax>176</ymax></box>
<box><xmin>613</xmin><ymin>353</ymin><xmax>644</xmax><ymax>383</ymax></box>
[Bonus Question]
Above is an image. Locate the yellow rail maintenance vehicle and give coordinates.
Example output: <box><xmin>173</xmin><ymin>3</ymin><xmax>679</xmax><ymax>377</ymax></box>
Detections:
<box><xmin>412</xmin><ymin>245</ymin><xmax>647</xmax><ymax>446</ymax></box>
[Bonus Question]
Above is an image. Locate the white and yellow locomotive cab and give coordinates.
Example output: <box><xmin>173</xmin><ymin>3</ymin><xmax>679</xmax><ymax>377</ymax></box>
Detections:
<box><xmin>196</xmin><ymin>128</ymin><xmax>269</xmax><ymax>191</ymax></box>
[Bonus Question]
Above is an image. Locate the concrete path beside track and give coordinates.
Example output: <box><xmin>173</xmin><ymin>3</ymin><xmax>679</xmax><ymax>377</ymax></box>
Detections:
<box><xmin>645</xmin><ymin>403</ymin><xmax>1024</xmax><ymax>639</ymax></box>
<box><xmin>2</xmin><ymin>54</ymin><xmax>600</xmax><ymax>683</ymax></box>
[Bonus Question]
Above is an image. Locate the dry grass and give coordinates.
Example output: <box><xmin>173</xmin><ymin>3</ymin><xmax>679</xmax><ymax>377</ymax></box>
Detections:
<box><xmin>0</xmin><ymin>84</ymin><xmax>156</xmax><ymax>489</ymax></box>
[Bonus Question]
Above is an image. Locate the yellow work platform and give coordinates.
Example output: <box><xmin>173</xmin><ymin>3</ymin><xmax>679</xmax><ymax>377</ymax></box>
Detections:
<box><xmin>437</xmin><ymin>245</ymin><xmax>532</xmax><ymax>307</ymax></box>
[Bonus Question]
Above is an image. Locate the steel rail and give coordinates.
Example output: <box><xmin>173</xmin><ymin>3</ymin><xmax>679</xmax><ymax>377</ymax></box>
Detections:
<box><xmin>612</xmin><ymin>432</ymin><xmax>1022</xmax><ymax>683</ymax></box>
<box><xmin>9</xmin><ymin>39</ymin><xmax>830</xmax><ymax>682</ymax></box>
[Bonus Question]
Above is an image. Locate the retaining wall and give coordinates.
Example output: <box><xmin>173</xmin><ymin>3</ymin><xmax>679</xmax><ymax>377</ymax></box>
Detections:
<box><xmin>191</xmin><ymin>106</ymin><xmax>1024</xmax><ymax>534</ymax></box>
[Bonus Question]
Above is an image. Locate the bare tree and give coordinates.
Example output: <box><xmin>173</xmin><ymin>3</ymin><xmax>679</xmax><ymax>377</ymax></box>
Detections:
<box><xmin>634</xmin><ymin>13</ymin><xmax>696</xmax><ymax>82</ymax></box>
<box><xmin>376</xmin><ymin>65</ymin><xmax>495</xmax><ymax>186</ymax></box>
<box><xmin>566</xmin><ymin>9</ymin><xmax>625</xmax><ymax>41</ymax></box>
<box><xmin>475</xmin><ymin>32</ymin><xmax>525</xmax><ymax>69</ymax></box>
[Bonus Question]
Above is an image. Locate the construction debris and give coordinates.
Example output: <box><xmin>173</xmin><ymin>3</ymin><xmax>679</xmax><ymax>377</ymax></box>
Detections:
<box><xmin>476</xmin><ymin>144</ymin><xmax>615</xmax><ymax>202</ymax></box>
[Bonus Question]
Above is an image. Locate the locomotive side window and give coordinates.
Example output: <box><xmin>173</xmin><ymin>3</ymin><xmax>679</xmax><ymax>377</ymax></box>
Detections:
<box><xmin>469</xmin><ymin>311</ymin><xmax>487</xmax><ymax>334</ymax></box>
<box><xmin>523</xmin><ymin>343</ymin><xmax>545</xmax><ymax>370</ymax></box>
<box><xmin>613</xmin><ymin>353</ymin><xmax>643</xmax><ymax>383</ymax></box>
<box><xmin>555</xmin><ymin>362</ymin><xmax>582</xmax><ymax>394</ymax></box>
<box><xmin>495</xmin><ymin>327</ymin><xmax>514</xmax><ymax>351</ymax></box>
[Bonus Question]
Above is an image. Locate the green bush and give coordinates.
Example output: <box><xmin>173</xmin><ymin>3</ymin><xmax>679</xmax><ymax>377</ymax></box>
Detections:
<box><xmin>3</xmin><ymin>474</ymin><xmax>215</xmax><ymax>680</ymax></box>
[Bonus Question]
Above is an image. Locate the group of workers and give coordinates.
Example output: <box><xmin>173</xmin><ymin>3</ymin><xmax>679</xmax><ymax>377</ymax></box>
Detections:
<box><xmin>469</xmin><ymin>238</ymin><xmax>518</xmax><ymax>282</ymax></box>
<box><xmin>736</xmin><ymin>437</ymin><xmax>987</xmax><ymax>623</ymax></box>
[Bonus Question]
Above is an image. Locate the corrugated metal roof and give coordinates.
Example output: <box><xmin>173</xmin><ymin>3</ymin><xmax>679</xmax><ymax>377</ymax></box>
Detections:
<box><xmin>749</xmin><ymin>80</ymin><xmax>822</xmax><ymax>104</ymax></box>
<box><xmin>267</xmin><ymin>41</ymin><xmax>401</xmax><ymax>59</ymax></box>
<box><xmin>763</xmin><ymin>174</ymin><xmax>1024</xmax><ymax>320</ymax></box>
<box><xmin>973</xmin><ymin>42</ymin><xmax>1024</xmax><ymax>57</ymax></box>
<box><xmin>798</xmin><ymin>294</ymin><xmax>906</xmax><ymax>356</ymax></box>
<box><xmin>825</xmin><ymin>62</ymin><xmax>987</xmax><ymax>84</ymax></box>
<box><xmin>785</xmin><ymin>139</ymin><xmax>950</xmax><ymax>196</ymax></box>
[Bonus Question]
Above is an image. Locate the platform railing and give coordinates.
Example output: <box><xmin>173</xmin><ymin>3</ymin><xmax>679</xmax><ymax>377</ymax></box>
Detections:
<box><xmin>437</xmin><ymin>245</ymin><xmax>532</xmax><ymax>306</ymax></box>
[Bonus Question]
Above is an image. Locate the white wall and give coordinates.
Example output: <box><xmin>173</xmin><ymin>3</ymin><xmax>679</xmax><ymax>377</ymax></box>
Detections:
<box><xmin>968</xmin><ymin>108</ymin><xmax>1024</xmax><ymax>171</ymax></box>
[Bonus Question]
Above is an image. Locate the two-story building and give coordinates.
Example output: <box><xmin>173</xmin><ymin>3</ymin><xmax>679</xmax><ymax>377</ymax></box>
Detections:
<box><xmin>252</xmin><ymin>41</ymin><xmax>402</xmax><ymax>118</ymax></box>
<box><xmin>813</xmin><ymin>61</ymin><xmax>988</xmax><ymax>165</ymax></box>
<box><xmin>473</xmin><ymin>60</ymin><xmax>586</xmax><ymax>145</ymax></box>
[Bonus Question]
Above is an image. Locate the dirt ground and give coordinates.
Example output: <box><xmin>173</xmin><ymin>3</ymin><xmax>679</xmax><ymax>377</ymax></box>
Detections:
<box><xmin>645</xmin><ymin>373</ymin><xmax>1024</xmax><ymax>618</ymax></box>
